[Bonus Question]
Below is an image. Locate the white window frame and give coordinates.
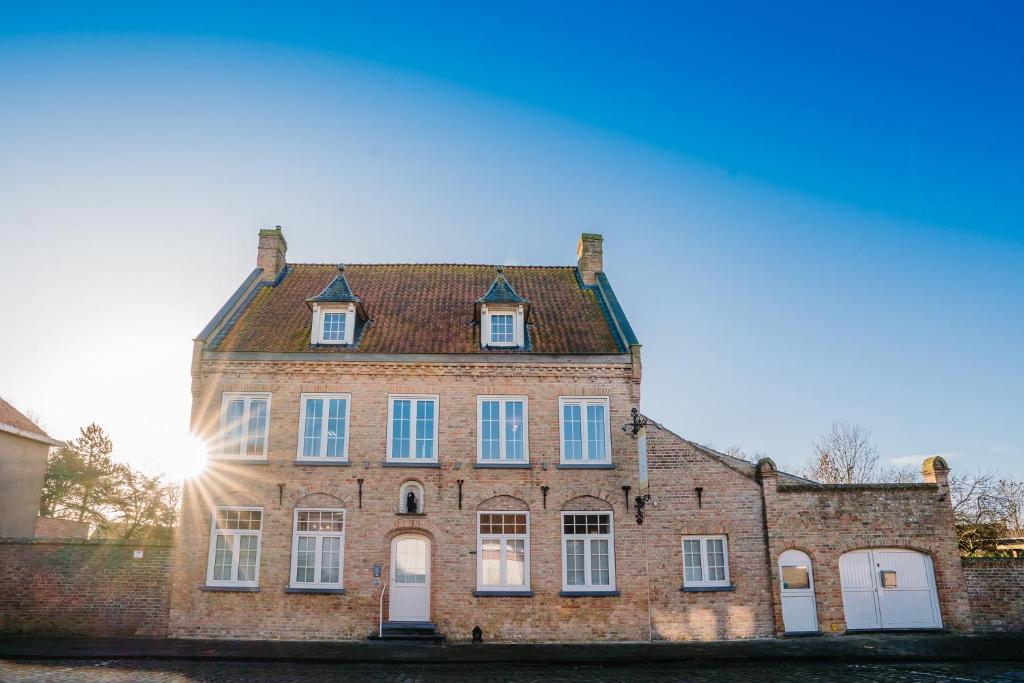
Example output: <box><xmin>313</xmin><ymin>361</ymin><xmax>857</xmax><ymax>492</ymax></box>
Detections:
<box><xmin>480</xmin><ymin>304</ymin><xmax>525</xmax><ymax>348</ymax></box>
<box><xmin>476</xmin><ymin>511</ymin><xmax>531</xmax><ymax>592</ymax></box>
<box><xmin>560</xmin><ymin>511</ymin><xmax>616</xmax><ymax>592</ymax></box>
<box><xmin>558</xmin><ymin>397</ymin><xmax>612</xmax><ymax>465</ymax></box>
<box><xmin>476</xmin><ymin>395</ymin><xmax>529</xmax><ymax>463</ymax></box>
<box><xmin>386</xmin><ymin>394</ymin><xmax>440</xmax><ymax>463</ymax></box>
<box><xmin>681</xmin><ymin>535</ymin><xmax>731</xmax><ymax>588</ymax></box>
<box><xmin>311</xmin><ymin>302</ymin><xmax>356</xmax><ymax>345</ymax></box>
<box><xmin>290</xmin><ymin>508</ymin><xmax>345</xmax><ymax>590</ymax></box>
<box><xmin>296</xmin><ymin>393</ymin><xmax>352</xmax><ymax>462</ymax></box>
<box><xmin>217</xmin><ymin>393</ymin><xmax>271</xmax><ymax>461</ymax></box>
<box><xmin>206</xmin><ymin>506</ymin><xmax>263</xmax><ymax>588</ymax></box>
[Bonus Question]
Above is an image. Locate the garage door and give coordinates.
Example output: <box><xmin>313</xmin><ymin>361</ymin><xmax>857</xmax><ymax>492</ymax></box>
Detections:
<box><xmin>839</xmin><ymin>549</ymin><xmax>942</xmax><ymax>630</ymax></box>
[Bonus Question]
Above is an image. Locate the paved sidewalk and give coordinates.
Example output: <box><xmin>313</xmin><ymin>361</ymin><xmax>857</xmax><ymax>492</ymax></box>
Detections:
<box><xmin>0</xmin><ymin>632</ymin><xmax>1022</xmax><ymax>664</ymax></box>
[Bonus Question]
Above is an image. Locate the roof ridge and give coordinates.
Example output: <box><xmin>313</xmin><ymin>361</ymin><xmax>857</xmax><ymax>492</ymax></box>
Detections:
<box><xmin>288</xmin><ymin>262</ymin><xmax>575</xmax><ymax>269</ymax></box>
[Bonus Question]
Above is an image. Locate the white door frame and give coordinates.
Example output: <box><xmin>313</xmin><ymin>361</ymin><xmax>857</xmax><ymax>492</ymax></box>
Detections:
<box><xmin>779</xmin><ymin>549</ymin><xmax>819</xmax><ymax>634</ymax></box>
<box><xmin>839</xmin><ymin>548</ymin><xmax>942</xmax><ymax>631</ymax></box>
<box><xmin>389</xmin><ymin>534</ymin><xmax>431</xmax><ymax>622</ymax></box>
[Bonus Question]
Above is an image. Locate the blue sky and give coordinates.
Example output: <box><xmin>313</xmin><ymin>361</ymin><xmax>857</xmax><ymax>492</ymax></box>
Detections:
<box><xmin>1</xmin><ymin>2</ymin><xmax>1021</xmax><ymax>479</ymax></box>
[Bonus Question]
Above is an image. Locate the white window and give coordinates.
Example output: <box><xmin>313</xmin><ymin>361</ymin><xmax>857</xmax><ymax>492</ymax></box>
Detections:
<box><xmin>387</xmin><ymin>395</ymin><xmax>439</xmax><ymax>463</ymax></box>
<box><xmin>311</xmin><ymin>303</ymin><xmax>356</xmax><ymax>345</ymax></box>
<box><xmin>206</xmin><ymin>507</ymin><xmax>262</xmax><ymax>588</ymax></box>
<box><xmin>480</xmin><ymin>305</ymin><xmax>525</xmax><ymax>348</ymax></box>
<box><xmin>297</xmin><ymin>394</ymin><xmax>350</xmax><ymax>462</ymax></box>
<box><xmin>682</xmin><ymin>536</ymin><xmax>730</xmax><ymax>588</ymax></box>
<box><xmin>290</xmin><ymin>509</ymin><xmax>345</xmax><ymax>589</ymax></box>
<box><xmin>219</xmin><ymin>393</ymin><xmax>270</xmax><ymax>460</ymax></box>
<box><xmin>559</xmin><ymin>397</ymin><xmax>611</xmax><ymax>464</ymax></box>
<box><xmin>477</xmin><ymin>512</ymin><xmax>530</xmax><ymax>592</ymax></box>
<box><xmin>560</xmin><ymin>512</ymin><xmax>615</xmax><ymax>592</ymax></box>
<box><xmin>477</xmin><ymin>396</ymin><xmax>528</xmax><ymax>463</ymax></box>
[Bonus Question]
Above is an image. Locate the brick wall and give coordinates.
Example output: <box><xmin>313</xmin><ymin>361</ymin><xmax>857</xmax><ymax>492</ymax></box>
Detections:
<box><xmin>963</xmin><ymin>557</ymin><xmax>1024</xmax><ymax>632</ymax></box>
<box><xmin>34</xmin><ymin>517</ymin><xmax>90</xmax><ymax>539</ymax></box>
<box><xmin>0</xmin><ymin>538</ymin><xmax>172</xmax><ymax>636</ymax></box>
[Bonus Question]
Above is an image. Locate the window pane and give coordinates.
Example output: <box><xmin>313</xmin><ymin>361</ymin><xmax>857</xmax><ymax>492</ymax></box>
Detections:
<box><xmin>481</xmin><ymin>539</ymin><xmax>501</xmax><ymax>586</ymax></box>
<box><xmin>586</xmin><ymin>404</ymin><xmax>606</xmax><ymax>461</ymax></box>
<box><xmin>481</xmin><ymin>400</ymin><xmax>500</xmax><ymax>460</ymax></box>
<box><xmin>566</xmin><ymin>539</ymin><xmax>586</xmax><ymax>586</ymax></box>
<box><xmin>506</xmin><ymin>539</ymin><xmax>526</xmax><ymax>586</ymax></box>
<box><xmin>213</xmin><ymin>534</ymin><xmax>233</xmax><ymax>581</ymax></box>
<box><xmin>504</xmin><ymin>401</ymin><xmax>524</xmax><ymax>460</ymax></box>
<box><xmin>707</xmin><ymin>539</ymin><xmax>726</xmax><ymax>581</ymax></box>
<box><xmin>782</xmin><ymin>566</ymin><xmax>810</xmax><ymax>590</ymax></box>
<box><xmin>590</xmin><ymin>539</ymin><xmax>610</xmax><ymax>586</ymax></box>
<box><xmin>224</xmin><ymin>400</ymin><xmax>245</xmax><ymax>454</ymax></box>
<box><xmin>326</xmin><ymin>398</ymin><xmax>347</xmax><ymax>458</ymax></box>
<box><xmin>394</xmin><ymin>538</ymin><xmax>426</xmax><ymax>584</ymax></box>
<box><xmin>245</xmin><ymin>400</ymin><xmax>268</xmax><ymax>456</ymax></box>
<box><xmin>391</xmin><ymin>400</ymin><xmax>411</xmax><ymax>458</ymax></box>
<box><xmin>322</xmin><ymin>312</ymin><xmax>346</xmax><ymax>341</ymax></box>
<box><xmin>320</xmin><ymin>537</ymin><xmax>341</xmax><ymax>584</ymax></box>
<box><xmin>562</xmin><ymin>404</ymin><xmax>583</xmax><ymax>460</ymax></box>
<box><xmin>683</xmin><ymin>539</ymin><xmax>703</xmax><ymax>582</ymax></box>
<box><xmin>296</xmin><ymin>536</ymin><xmax>315</xmax><ymax>583</ymax></box>
<box><xmin>302</xmin><ymin>399</ymin><xmax>323</xmax><ymax>457</ymax></box>
<box><xmin>237</xmin><ymin>534</ymin><xmax>259</xmax><ymax>582</ymax></box>
<box><xmin>490</xmin><ymin>314</ymin><xmax>513</xmax><ymax>343</ymax></box>
<box><xmin>415</xmin><ymin>400</ymin><xmax>434</xmax><ymax>459</ymax></box>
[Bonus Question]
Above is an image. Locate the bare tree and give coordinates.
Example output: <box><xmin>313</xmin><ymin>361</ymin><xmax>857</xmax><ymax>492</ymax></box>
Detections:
<box><xmin>988</xmin><ymin>478</ymin><xmax>1024</xmax><ymax>535</ymax></box>
<box><xmin>949</xmin><ymin>469</ymin><xmax>1000</xmax><ymax>555</ymax></box>
<box><xmin>802</xmin><ymin>421</ymin><xmax>880</xmax><ymax>484</ymax></box>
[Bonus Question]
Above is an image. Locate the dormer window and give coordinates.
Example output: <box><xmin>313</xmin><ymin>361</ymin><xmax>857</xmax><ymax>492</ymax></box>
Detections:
<box><xmin>322</xmin><ymin>311</ymin><xmax>347</xmax><ymax>342</ymax></box>
<box><xmin>312</xmin><ymin>303</ymin><xmax>356</xmax><ymax>345</ymax></box>
<box><xmin>477</xmin><ymin>266</ymin><xmax>529</xmax><ymax>349</ymax></box>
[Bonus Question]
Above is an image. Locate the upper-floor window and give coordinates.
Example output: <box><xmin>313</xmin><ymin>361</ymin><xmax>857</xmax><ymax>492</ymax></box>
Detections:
<box><xmin>290</xmin><ymin>509</ymin><xmax>345</xmax><ymax>590</ymax></box>
<box><xmin>559</xmin><ymin>397</ymin><xmax>611</xmax><ymax>465</ymax></box>
<box><xmin>682</xmin><ymin>535</ymin><xmax>730</xmax><ymax>588</ymax></box>
<box><xmin>311</xmin><ymin>303</ymin><xmax>356</xmax><ymax>345</ymax></box>
<box><xmin>219</xmin><ymin>393</ymin><xmax>270</xmax><ymax>460</ymax></box>
<box><xmin>477</xmin><ymin>396</ymin><xmax>528</xmax><ymax>463</ymax></box>
<box><xmin>561</xmin><ymin>512</ymin><xmax>615</xmax><ymax>592</ymax></box>
<box><xmin>480</xmin><ymin>304</ymin><xmax>525</xmax><ymax>348</ymax></box>
<box><xmin>477</xmin><ymin>512</ymin><xmax>530</xmax><ymax>592</ymax></box>
<box><xmin>297</xmin><ymin>394</ymin><xmax>350</xmax><ymax>462</ymax></box>
<box><xmin>387</xmin><ymin>395</ymin><xmax>439</xmax><ymax>463</ymax></box>
<box><xmin>207</xmin><ymin>506</ymin><xmax>262</xmax><ymax>588</ymax></box>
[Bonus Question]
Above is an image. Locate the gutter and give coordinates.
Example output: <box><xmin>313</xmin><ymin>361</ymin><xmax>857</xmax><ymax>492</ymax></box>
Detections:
<box><xmin>0</xmin><ymin>422</ymin><xmax>63</xmax><ymax>447</ymax></box>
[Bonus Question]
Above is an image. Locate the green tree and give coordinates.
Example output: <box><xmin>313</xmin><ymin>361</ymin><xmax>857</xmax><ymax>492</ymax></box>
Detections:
<box><xmin>39</xmin><ymin>423</ymin><xmax>119</xmax><ymax>532</ymax></box>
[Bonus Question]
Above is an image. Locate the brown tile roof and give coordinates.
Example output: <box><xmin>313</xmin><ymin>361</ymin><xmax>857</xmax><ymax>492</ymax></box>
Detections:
<box><xmin>0</xmin><ymin>397</ymin><xmax>53</xmax><ymax>441</ymax></box>
<box><xmin>212</xmin><ymin>264</ymin><xmax>625</xmax><ymax>355</ymax></box>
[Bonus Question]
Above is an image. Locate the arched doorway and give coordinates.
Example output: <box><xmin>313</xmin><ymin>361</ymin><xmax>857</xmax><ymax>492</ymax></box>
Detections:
<box><xmin>389</xmin><ymin>534</ymin><xmax>430</xmax><ymax>622</ymax></box>
<box><xmin>779</xmin><ymin>549</ymin><xmax>818</xmax><ymax>634</ymax></box>
<box><xmin>839</xmin><ymin>549</ymin><xmax>942</xmax><ymax>630</ymax></box>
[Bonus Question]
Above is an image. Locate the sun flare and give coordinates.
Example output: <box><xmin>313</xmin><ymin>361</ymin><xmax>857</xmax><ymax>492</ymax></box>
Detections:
<box><xmin>161</xmin><ymin>433</ymin><xmax>210</xmax><ymax>482</ymax></box>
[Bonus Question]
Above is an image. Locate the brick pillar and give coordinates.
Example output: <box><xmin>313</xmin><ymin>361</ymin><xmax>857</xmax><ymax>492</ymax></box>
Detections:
<box><xmin>257</xmin><ymin>226</ymin><xmax>287</xmax><ymax>281</ymax></box>
<box><xmin>576</xmin><ymin>233</ymin><xmax>604</xmax><ymax>285</ymax></box>
<box><xmin>921</xmin><ymin>455</ymin><xmax>974</xmax><ymax>631</ymax></box>
<box><xmin>756</xmin><ymin>458</ymin><xmax>786</xmax><ymax>635</ymax></box>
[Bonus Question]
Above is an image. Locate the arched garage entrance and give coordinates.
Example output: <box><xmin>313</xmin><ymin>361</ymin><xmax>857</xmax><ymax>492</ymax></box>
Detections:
<box><xmin>839</xmin><ymin>549</ymin><xmax>942</xmax><ymax>630</ymax></box>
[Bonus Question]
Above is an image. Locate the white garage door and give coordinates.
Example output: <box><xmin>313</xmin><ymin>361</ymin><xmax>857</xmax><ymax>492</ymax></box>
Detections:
<box><xmin>839</xmin><ymin>549</ymin><xmax>942</xmax><ymax>630</ymax></box>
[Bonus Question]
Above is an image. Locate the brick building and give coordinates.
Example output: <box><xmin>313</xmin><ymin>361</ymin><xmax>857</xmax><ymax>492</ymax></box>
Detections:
<box><xmin>170</xmin><ymin>229</ymin><xmax>967</xmax><ymax>641</ymax></box>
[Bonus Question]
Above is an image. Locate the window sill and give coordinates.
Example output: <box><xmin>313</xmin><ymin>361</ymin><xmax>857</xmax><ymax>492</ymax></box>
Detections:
<box><xmin>396</xmin><ymin>512</ymin><xmax>426</xmax><ymax>517</ymax></box>
<box><xmin>294</xmin><ymin>460</ymin><xmax>352</xmax><ymax>467</ymax></box>
<box><xmin>209</xmin><ymin>458</ymin><xmax>270</xmax><ymax>465</ymax></box>
<box><xmin>681</xmin><ymin>584</ymin><xmax>736</xmax><ymax>593</ymax></box>
<box><xmin>286</xmin><ymin>587</ymin><xmax>347</xmax><ymax>594</ymax></box>
<box><xmin>473</xmin><ymin>590</ymin><xmax>534</xmax><ymax>598</ymax></box>
<box><xmin>202</xmin><ymin>586</ymin><xmax>260</xmax><ymax>592</ymax></box>
<box><xmin>382</xmin><ymin>461</ymin><xmax>441</xmax><ymax>468</ymax></box>
<box><xmin>556</xmin><ymin>463</ymin><xmax>615</xmax><ymax>470</ymax></box>
<box><xmin>559</xmin><ymin>590</ymin><xmax>620</xmax><ymax>598</ymax></box>
<box><xmin>473</xmin><ymin>462</ymin><xmax>532</xmax><ymax>469</ymax></box>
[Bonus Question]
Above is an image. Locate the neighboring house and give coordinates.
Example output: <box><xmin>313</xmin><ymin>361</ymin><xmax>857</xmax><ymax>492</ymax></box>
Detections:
<box><xmin>171</xmin><ymin>228</ymin><xmax>969</xmax><ymax>641</ymax></box>
<box><xmin>0</xmin><ymin>397</ymin><xmax>62</xmax><ymax>538</ymax></box>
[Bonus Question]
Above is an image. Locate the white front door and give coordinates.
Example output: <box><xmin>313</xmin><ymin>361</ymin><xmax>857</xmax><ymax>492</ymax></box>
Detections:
<box><xmin>840</xmin><ymin>549</ymin><xmax>942</xmax><ymax>630</ymax></box>
<box><xmin>390</xmin><ymin>535</ymin><xmax>430</xmax><ymax>622</ymax></box>
<box><xmin>779</xmin><ymin>549</ymin><xmax>818</xmax><ymax>633</ymax></box>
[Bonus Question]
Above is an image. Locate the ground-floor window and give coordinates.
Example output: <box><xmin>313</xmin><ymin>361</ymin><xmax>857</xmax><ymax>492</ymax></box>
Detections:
<box><xmin>477</xmin><ymin>512</ymin><xmax>530</xmax><ymax>592</ymax></box>
<box><xmin>560</xmin><ymin>512</ymin><xmax>615</xmax><ymax>591</ymax></box>
<box><xmin>206</xmin><ymin>507</ymin><xmax>262</xmax><ymax>588</ymax></box>
<box><xmin>291</xmin><ymin>508</ymin><xmax>345</xmax><ymax>589</ymax></box>
<box><xmin>682</xmin><ymin>535</ymin><xmax>730</xmax><ymax>588</ymax></box>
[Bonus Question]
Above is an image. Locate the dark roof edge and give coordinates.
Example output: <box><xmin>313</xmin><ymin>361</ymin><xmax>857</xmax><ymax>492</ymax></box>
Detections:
<box><xmin>202</xmin><ymin>351</ymin><xmax>632</xmax><ymax>365</ymax></box>
<box><xmin>594</xmin><ymin>272</ymin><xmax>640</xmax><ymax>349</ymax></box>
<box><xmin>195</xmin><ymin>268</ymin><xmax>264</xmax><ymax>343</ymax></box>
<box><xmin>0</xmin><ymin>422</ymin><xmax>62</xmax><ymax>447</ymax></box>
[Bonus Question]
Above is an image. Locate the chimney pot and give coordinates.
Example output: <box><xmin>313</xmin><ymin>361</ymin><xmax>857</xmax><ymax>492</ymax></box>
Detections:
<box><xmin>577</xmin><ymin>233</ymin><xmax>604</xmax><ymax>285</ymax></box>
<box><xmin>257</xmin><ymin>227</ymin><xmax>288</xmax><ymax>281</ymax></box>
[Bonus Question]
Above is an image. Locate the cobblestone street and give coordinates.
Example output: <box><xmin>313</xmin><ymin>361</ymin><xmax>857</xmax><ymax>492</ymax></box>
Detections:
<box><xmin>2</xmin><ymin>659</ymin><xmax>1024</xmax><ymax>682</ymax></box>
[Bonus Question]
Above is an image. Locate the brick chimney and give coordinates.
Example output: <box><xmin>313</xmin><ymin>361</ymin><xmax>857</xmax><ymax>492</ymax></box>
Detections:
<box><xmin>577</xmin><ymin>233</ymin><xmax>604</xmax><ymax>286</ymax></box>
<box><xmin>257</xmin><ymin>226</ymin><xmax>287</xmax><ymax>281</ymax></box>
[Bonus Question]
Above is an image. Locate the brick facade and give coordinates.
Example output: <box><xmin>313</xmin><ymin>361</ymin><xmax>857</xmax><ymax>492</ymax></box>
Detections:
<box><xmin>0</xmin><ymin>539</ymin><xmax>171</xmax><ymax>636</ymax></box>
<box><xmin>963</xmin><ymin>558</ymin><xmax>1024</xmax><ymax>632</ymax></box>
